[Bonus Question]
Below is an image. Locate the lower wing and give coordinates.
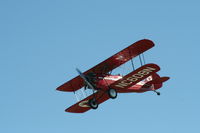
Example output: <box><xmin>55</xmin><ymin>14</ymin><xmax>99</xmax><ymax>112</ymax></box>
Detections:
<box><xmin>65</xmin><ymin>91</ymin><xmax>110</xmax><ymax>113</ymax></box>
<box><xmin>110</xmin><ymin>63</ymin><xmax>160</xmax><ymax>92</ymax></box>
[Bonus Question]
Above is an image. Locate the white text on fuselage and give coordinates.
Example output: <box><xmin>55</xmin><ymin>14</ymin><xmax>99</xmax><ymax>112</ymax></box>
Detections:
<box><xmin>114</xmin><ymin>67</ymin><xmax>156</xmax><ymax>88</ymax></box>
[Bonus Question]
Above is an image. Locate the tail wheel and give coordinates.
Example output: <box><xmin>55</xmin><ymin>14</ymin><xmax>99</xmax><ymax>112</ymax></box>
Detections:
<box><xmin>156</xmin><ymin>92</ymin><xmax>161</xmax><ymax>96</ymax></box>
<box><xmin>108</xmin><ymin>88</ymin><xmax>117</xmax><ymax>99</ymax></box>
<box><xmin>88</xmin><ymin>99</ymin><xmax>98</xmax><ymax>109</ymax></box>
<box><xmin>153</xmin><ymin>90</ymin><xmax>161</xmax><ymax>96</ymax></box>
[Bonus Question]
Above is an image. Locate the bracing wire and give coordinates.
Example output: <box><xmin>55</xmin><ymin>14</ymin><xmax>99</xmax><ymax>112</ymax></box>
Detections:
<box><xmin>139</xmin><ymin>54</ymin><xmax>143</xmax><ymax>66</ymax></box>
<box><xmin>142</xmin><ymin>53</ymin><xmax>146</xmax><ymax>65</ymax></box>
<box><xmin>128</xmin><ymin>49</ymin><xmax>135</xmax><ymax>71</ymax></box>
<box><xmin>130</xmin><ymin>58</ymin><xmax>135</xmax><ymax>71</ymax></box>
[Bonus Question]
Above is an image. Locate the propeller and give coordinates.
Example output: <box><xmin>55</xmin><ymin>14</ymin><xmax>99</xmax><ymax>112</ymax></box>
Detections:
<box><xmin>76</xmin><ymin>68</ymin><xmax>96</xmax><ymax>90</ymax></box>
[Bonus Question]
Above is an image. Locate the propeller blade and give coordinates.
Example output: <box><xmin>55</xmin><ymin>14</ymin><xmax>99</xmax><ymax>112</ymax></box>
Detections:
<box><xmin>76</xmin><ymin>68</ymin><xmax>95</xmax><ymax>90</ymax></box>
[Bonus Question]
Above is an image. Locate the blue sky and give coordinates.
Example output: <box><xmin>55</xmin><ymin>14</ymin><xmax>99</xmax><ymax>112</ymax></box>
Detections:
<box><xmin>0</xmin><ymin>0</ymin><xmax>200</xmax><ymax>133</ymax></box>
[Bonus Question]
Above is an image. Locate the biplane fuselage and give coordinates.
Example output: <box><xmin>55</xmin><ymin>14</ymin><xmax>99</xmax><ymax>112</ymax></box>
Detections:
<box><xmin>56</xmin><ymin>39</ymin><xmax>170</xmax><ymax>113</ymax></box>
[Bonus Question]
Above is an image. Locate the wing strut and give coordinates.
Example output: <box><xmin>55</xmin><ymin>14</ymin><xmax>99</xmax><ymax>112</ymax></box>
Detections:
<box><xmin>142</xmin><ymin>53</ymin><xmax>146</xmax><ymax>64</ymax></box>
<box><xmin>74</xmin><ymin>91</ymin><xmax>80</xmax><ymax>102</ymax></box>
<box><xmin>70</xmin><ymin>82</ymin><xmax>80</xmax><ymax>102</ymax></box>
<box><xmin>139</xmin><ymin>53</ymin><xmax>146</xmax><ymax>66</ymax></box>
<box><xmin>128</xmin><ymin>49</ymin><xmax>135</xmax><ymax>71</ymax></box>
<box><xmin>139</xmin><ymin>54</ymin><xmax>143</xmax><ymax>66</ymax></box>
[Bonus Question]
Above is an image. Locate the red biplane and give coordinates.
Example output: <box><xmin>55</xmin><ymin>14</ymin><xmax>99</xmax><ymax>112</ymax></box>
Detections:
<box><xmin>56</xmin><ymin>39</ymin><xmax>170</xmax><ymax>113</ymax></box>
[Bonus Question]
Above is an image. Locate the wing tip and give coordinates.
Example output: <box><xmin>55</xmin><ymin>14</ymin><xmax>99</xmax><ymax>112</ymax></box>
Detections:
<box><xmin>139</xmin><ymin>39</ymin><xmax>155</xmax><ymax>46</ymax></box>
<box><xmin>56</xmin><ymin>85</ymin><xmax>65</xmax><ymax>91</ymax></box>
<box><xmin>56</xmin><ymin>84</ymin><xmax>75</xmax><ymax>92</ymax></box>
<box><xmin>56</xmin><ymin>87</ymin><xmax>63</xmax><ymax>91</ymax></box>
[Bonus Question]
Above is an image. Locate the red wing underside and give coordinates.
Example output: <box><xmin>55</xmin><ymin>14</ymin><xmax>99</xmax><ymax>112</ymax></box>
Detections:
<box><xmin>110</xmin><ymin>64</ymin><xmax>160</xmax><ymax>92</ymax></box>
<box><xmin>65</xmin><ymin>91</ymin><xmax>110</xmax><ymax>113</ymax></box>
<box><xmin>57</xmin><ymin>39</ymin><xmax>155</xmax><ymax>92</ymax></box>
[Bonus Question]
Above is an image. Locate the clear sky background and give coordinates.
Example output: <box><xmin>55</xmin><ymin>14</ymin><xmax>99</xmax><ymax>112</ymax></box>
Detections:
<box><xmin>0</xmin><ymin>0</ymin><xmax>200</xmax><ymax>133</ymax></box>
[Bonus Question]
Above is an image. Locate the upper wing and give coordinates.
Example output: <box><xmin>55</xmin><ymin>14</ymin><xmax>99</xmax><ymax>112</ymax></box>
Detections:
<box><xmin>56</xmin><ymin>39</ymin><xmax>155</xmax><ymax>92</ymax></box>
<box><xmin>65</xmin><ymin>91</ymin><xmax>110</xmax><ymax>113</ymax></box>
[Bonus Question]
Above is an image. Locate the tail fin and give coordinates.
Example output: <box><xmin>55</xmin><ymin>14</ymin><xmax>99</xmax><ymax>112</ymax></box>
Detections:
<box><xmin>151</xmin><ymin>73</ymin><xmax>160</xmax><ymax>80</ymax></box>
<box><xmin>144</xmin><ymin>73</ymin><xmax>160</xmax><ymax>83</ymax></box>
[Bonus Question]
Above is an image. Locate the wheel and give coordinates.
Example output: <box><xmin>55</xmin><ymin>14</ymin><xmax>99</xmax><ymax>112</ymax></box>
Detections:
<box><xmin>108</xmin><ymin>88</ymin><xmax>117</xmax><ymax>99</ymax></box>
<box><xmin>88</xmin><ymin>99</ymin><xmax>98</xmax><ymax>109</ymax></box>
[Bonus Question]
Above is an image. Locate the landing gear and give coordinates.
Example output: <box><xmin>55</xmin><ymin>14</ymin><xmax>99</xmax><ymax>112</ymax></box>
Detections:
<box><xmin>108</xmin><ymin>88</ymin><xmax>117</xmax><ymax>99</ymax></box>
<box><xmin>88</xmin><ymin>88</ymin><xmax>117</xmax><ymax>110</ymax></box>
<box><xmin>88</xmin><ymin>98</ymin><xmax>98</xmax><ymax>109</ymax></box>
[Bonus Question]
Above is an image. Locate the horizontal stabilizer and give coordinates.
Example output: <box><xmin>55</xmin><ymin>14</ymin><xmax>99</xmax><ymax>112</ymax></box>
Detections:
<box><xmin>142</xmin><ymin>77</ymin><xmax>170</xmax><ymax>88</ymax></box>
